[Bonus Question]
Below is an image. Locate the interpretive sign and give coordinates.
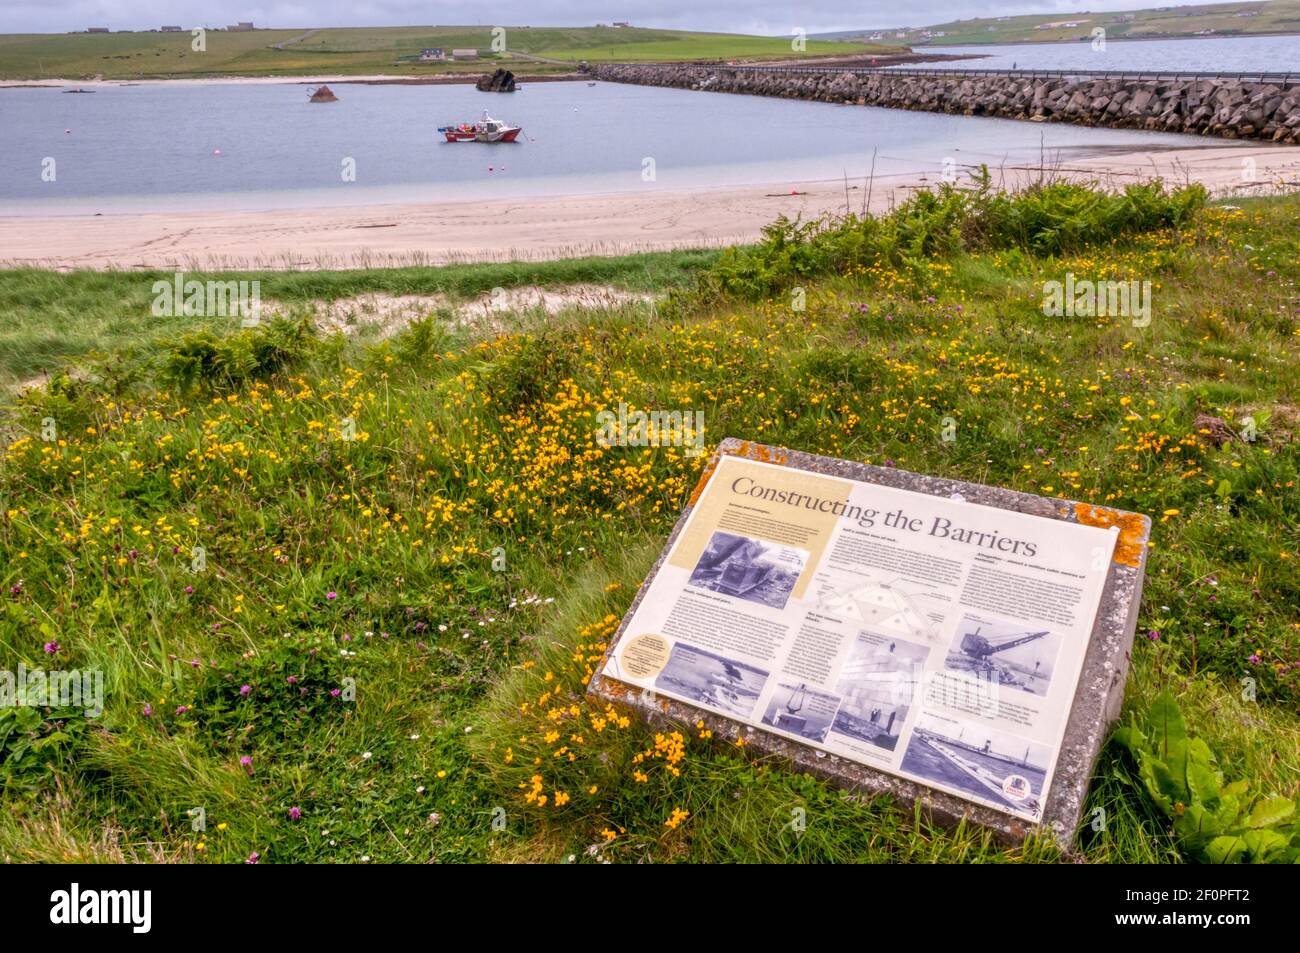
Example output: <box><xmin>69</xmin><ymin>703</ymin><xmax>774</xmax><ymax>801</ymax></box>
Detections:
<box><xmin>588</xmin><ymin>439</ymin><xmax>1151</xmax><ymax>846</ymax></box>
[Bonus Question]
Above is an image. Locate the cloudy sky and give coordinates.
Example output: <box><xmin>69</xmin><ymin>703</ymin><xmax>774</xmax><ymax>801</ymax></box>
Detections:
<box><xmin>1</xmin><ymin>1</ymin><xmax>1186</xmax><ymax>36</ymax></box>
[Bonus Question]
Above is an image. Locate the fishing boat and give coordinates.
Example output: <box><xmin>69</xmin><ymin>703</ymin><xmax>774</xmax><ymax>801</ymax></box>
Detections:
<box><xmin>438</xmin><ymin>111</ymin><xmax>522</xmax><ymax>143</ymax></box>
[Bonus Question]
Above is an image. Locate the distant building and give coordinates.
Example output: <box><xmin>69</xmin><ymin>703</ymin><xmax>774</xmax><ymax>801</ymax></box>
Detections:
<box><xmin>227</xmin><ymin>22</ymin><xmax>255</xmax><ymax>32</ymax></box>
<box><xmin>87</xmin><ymin>27</ymin><xmax>109</xmax><ymax>33</ymax></box>
<box><xmin>420</xmin><ymin>48</ymin><xmax>446</xmax><ymax>61</ymax></box>
<box><xmin>612</xmin><ymin>21</ymin><xmax>631</xmax><ymax>27</ymax></box>
<box><xmin>451</xmin><ymin>48</ymin><xmax>478</xmax><ymax>59</ymax></box>
<box><xmin>160</xmin><ymin>25</ymin><xmax>183</xmax><ymax>32</ymax></box>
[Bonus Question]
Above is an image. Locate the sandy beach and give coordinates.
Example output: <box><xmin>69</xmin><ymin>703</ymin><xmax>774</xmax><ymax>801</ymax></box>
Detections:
<box><xmin>2</xmin><ymin>143</ymin><xmax>1297</xmax><ymax>271</ymax></box>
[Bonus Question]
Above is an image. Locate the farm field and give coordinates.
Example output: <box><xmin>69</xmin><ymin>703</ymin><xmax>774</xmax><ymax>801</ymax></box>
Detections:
<box><xmin>0</xmin><ymin>26</ymin><xmax>893</xmax><ymax>81</ymax></box>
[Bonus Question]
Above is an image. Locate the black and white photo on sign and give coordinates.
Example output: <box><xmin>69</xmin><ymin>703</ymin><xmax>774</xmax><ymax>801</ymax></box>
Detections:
<box><xmin>654</xmin><ymin>642</ymin><xmax>768</xmax><ymax>720</ymax></box>
<box><xmin>760</xmin><ymin>681</ymin><xmax>840</xmax><ymax>743</ymax></box>
<box><xmin>687</xmin><ymin>530</ymin><xmax>807</xmax><ymax>610</ymax></box>
<box><xmin>942</xmin><ymin>612</ymin><xmax>1063</xmax><ymax>698</ymax></box>
<box><xmin>829</xmin><ymin>631</ymin><xmax>929</xmax><ymax>752</ymax></box>
<box><xmin>899</xmin><ymin>713</ymin><xmax>1052</xmax><ymax>817</ymax></box>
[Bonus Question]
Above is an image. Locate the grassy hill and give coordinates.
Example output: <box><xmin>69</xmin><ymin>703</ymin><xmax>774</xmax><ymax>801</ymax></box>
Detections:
<box><xmin>821</xmin><ymin>1</ymin><xmax>1300</xmax><ymax>46</ymax></box>
<box><xmin>0</xmin><ymin>25</ymin><xmax>894</xmax><ymax>81</ymax></box>
<box><xmin>1</xmin><ymin>180</ymin><xmax>1297</xmax><ymax>863</ymax></box>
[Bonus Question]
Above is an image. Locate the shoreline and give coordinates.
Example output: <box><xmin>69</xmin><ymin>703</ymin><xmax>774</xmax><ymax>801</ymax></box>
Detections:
<box><xmin>0</xmin><ymin>51</ymin><xmax>972</xmax><ymax>88</ymax></box>
<box><xmin>0</xmin><ymin>71</ymin><xmax>584</xmax><ymax>89</ymax></box>
<box><xmin>1</xmin><ymin>143</ymin><xmax>1296</xmax><ymax>272</ymax></box>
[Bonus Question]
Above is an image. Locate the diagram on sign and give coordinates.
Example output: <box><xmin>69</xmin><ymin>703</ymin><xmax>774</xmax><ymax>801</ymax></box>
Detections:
<box><xmin>813</xmin><ymin>572</ymin><xmax>943</xmax><ymax>644</ymax></box>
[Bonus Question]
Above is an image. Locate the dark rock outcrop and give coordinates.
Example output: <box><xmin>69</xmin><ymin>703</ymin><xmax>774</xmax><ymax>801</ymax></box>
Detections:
<box><xmin>309</xmin><ymin>85</ymin><xmax>338</xmax><ymax>103</ymax></box>
<box><xmin>590</xmin><ymin>64</ymin><xmax>1300</xmax><ymax>143</ymax></box>
<box><xmin>476</xmin><ymin>68</ymin><xmax>517</xmax><ymax>93</ymax></box>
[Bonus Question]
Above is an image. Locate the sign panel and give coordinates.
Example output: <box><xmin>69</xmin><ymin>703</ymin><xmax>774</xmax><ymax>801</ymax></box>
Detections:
<box><xmin>599</xmin><ymin>450</ymin><xmax>1128</xmax><ymax>823</ymax></box>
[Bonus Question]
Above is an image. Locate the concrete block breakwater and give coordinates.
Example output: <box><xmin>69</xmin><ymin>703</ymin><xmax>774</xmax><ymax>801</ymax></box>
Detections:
<box><xmin>591</xmin><ymin>64</ymin><xmax>1300</xmax><ymax>143</ymax></box>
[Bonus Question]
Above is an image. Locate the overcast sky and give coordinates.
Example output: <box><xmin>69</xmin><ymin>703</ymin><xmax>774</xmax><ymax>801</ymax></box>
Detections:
<box><xmin>0</xmin><ymin>1</ymin><xmax>1204</xmax><ymax>36</ymax></box>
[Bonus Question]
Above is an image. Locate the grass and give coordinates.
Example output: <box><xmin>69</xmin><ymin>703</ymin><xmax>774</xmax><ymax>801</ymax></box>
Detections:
<box><xmin>0</xmin><ymin>183</ymin><xmax>1296</xmax><ymax>863</ymax></box>
<box><xmin>0</xmin><ymin>250</ymin><xmax>721</xmax><ymax>390</ymax></box>
<box><xmin>0</xmin><ymin>26</ymin><xmax>893</xmax><ymax>81</ymax></box>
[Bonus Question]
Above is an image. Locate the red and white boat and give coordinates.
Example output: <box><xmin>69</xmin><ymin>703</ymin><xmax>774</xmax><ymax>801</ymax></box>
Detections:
<box><xmin>438</xmin><ymin>111</ymin><xmax>522</xmax><ymax>143</ymax></box>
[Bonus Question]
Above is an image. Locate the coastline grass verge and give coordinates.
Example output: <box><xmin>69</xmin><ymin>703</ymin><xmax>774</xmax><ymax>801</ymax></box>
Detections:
<box><xmin>0</xmin><ymin>248</ymin><xmax>721</xmax><ymax>390</ymax></box>
<box><xmin>0</xmin><ymin>182</ymin><xmax>1295</xmax><ymax>863</ymax></box>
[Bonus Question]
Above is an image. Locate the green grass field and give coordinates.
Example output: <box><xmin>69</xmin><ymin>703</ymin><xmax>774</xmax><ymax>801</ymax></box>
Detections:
<box><xmin>0</xmin><ymin>252</ymin><xmax>720</xmax><ymax>391</ymax></box>
<box><xmin>0</xmin><ymin>25</ymin><xmax>892</xmax><ymax>81</ymax></box>
<box><xmin>0</xmin><ymin>182</ymin><xmax>1296</xmax><ymax>863</ymax></box>
<box><xmin>822</xmin><ymin>0</ymin><xmax>1300</xmax><ymax>46</ymax></box>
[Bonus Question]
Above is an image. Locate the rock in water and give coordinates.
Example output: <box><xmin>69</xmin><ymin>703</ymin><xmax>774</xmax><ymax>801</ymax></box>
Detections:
<box><xmin>309</xmin><ymin>85</ymin><xmax>338</xmax><ymax>103</ymax></box>
<box><xmin>476</xmin><ymin>68</ymin><xmax>517</xmax><ymax>93</ymax></box>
